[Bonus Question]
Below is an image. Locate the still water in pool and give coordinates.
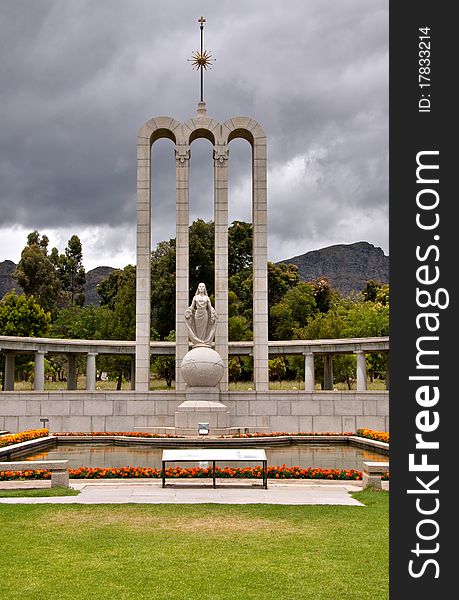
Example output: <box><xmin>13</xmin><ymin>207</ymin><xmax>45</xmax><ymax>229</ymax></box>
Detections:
<box><xmin>23</xmin><ymin>443</ymin><xmax>386</xmax><ymax>471</ymax></box>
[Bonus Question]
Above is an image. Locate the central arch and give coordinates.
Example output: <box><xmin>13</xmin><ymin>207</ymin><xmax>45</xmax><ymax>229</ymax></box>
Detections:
<box><xmin>135</xmin><ymin>112</ymin><xmax>268</xmax><ymax>393</ymax></box>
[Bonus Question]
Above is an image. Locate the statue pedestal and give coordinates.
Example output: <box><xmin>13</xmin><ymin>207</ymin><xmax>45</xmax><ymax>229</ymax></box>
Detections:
<box><xmin>174</xmin><ymin>387</ymin><xmax>230</xmax><ymax>435</ymax></box>
<box><xmin>176</xmin><ymin>343</ymin><xmax>229</xmax><ymax>435</ymax></box>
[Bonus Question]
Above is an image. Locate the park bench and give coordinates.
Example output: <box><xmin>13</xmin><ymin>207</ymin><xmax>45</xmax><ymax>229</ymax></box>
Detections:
<box><xmin>0</xmin><ymin>460</ymin><xmax>70</xmax><ymax>487</ymax></box>
<box><xmin>161</xmin><ymin>449</ymin><xmax>268</xmax><ymax>489</ymax></box>
<box><xmin>362</xmin><ymin>461</ymin><xmax>389</xmax><ymax>489</ymax></box>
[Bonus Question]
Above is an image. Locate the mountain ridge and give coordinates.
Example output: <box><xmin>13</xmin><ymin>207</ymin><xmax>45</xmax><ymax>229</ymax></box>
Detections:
<box><xmin>0</xmin><ymin>240</ymin><xmax>388</xmax><ymax>303</ymax></box>
<box><xmin>278</xmin><ymin>241</ymin><xmax>388</xmax><ymax>294</ymax></box>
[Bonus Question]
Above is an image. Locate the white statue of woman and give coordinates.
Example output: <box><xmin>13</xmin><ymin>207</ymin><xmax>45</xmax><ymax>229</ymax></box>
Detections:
<box><xmin>185</xmin><ymin>282</ymin><xmax>218</xmax><ymax>346</ymax></box>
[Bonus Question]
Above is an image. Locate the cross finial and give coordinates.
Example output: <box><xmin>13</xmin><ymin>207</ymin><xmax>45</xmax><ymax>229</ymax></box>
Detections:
<box><xmin>188</xmin><ymin>16</ymin><xmax>215</xmax><ymax>104</ymax></box>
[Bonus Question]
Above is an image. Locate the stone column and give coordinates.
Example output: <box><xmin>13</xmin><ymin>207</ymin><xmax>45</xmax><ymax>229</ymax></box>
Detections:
<box><xmin>34</xmin><ymin>350</ymin><xmax>46</xmax><ymax>391</ymax></box>
<box><xmin>135</xmin><ymin>138</ymin><xmax>152</xmax><ymax>392</ymax></box>
<box><xmin>67</xmin><ymin>354</ymin><xmax>78</xmax><ymax>390</ymax></box>
<box><xmin>384</xmin><ymin>352</ymin><xmax>390</xmax><ymax>390</ymax></box>
<box><xmin>175</xmin><ymin>143</ymin><xmax>190</xmax><ymax>391</ymax></box>
<box><xmin>130</xmin><ymin>357</ymin><xmax>136</xmax><ymax>391</ymax></box>
<box><xmin>356</xmin><ymin>351</ymin><xmax>367</xmax><ymax>391</ymax></box>
<box><xmin>86</xmin><ymin>352</ymin><xmax>97</xmax><ymax>391</ymax></box>
<box><xmin>4</xmin><ymin>353</ymin><xmax>15</xmax><ymax>391</ymax></box>
<box><xmin>252</xmin><ymin>136</ymin><xmax>269</xmax><ymax>391</ymax></box>
<box><xmin>323</xmin><ymin>354</ymin><xmax>333</xmax><ymax>390</ymax></box>
<box><xmin>214</xmin><ymin>142</ymin><xmax>229</xmax><ymax>391</ymax></box>
<box><xmin>304</xmin><ymin>352</ymin><xmax>315</xmax><ymax>392</ymax></box>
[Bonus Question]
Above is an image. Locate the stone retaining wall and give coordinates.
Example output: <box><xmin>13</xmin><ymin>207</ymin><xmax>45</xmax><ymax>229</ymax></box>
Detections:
<box><xmin>0</xmin><ymin>391</ymin><xmax>388</xmax><ymax>434</ymax></box>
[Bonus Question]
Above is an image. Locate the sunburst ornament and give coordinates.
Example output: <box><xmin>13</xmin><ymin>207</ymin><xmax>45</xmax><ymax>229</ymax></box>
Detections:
<box><xmin>189</xmin><ymin>49</ymin><xmax>215</xmax><ymax>71</ymax></box>
<box><xmin>188</xmin><ymin>16</ymin><xmax>215</xmax><ymax>103</ymax></box>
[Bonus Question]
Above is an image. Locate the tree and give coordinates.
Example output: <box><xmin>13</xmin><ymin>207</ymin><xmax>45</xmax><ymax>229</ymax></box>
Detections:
<box><xmin>26</xmin><ymin>231</ymin><xmax>49</xmax><ymax>252</ymax></box>
<box><xmin>342</xmin><ymin>301</ymin><xmax>389</xmax><ymax>338</ymax></box>
<box><xmin>228</xmin><ymin>357</ymin><xmax>242</xmax><ymax>383</ymax></box>
<box><xmin>228</xmin><ymin>268</ymin><xmax>253</xmax><ymax>322</ymax></box>
<box><xmin>51</xmin><ymin>305</ymin><xmax>114</xmax><ymax>340</ymax></box>
<box><xmin>189</xmin><ymin>219</ymin><xmax>215</xmax><ymax>296</ymax></box>
<box><xmin>268</xmin><ymin>262</ymin><xmax>300</xmax><ymax>308</ymax></box>
<box><xmin>54</xmin><ymin>235</ymin><xmax>86</xmax><ymax>306</ymax></box>
<box><xmin>112</xmin><ymin>265</ymin><xmax>136</xmax><ymax>340</ymax></box>
<box><xmin>98</xmin><ymin>355</ymin><xmax>133</xmax><ymax>390</ymax></box>
<box><xmin>332</xmin><ymin>355</ymin><xmax>357</xmax><ymax>390</ymax></box>
<box><xmin>285</xmin><ymin>355</ymin><xmax>305</xmax><ymax>382</ymax></box>
<box><xmin>228</xmin><ymin>260</ymin><xmax>301</xmax><ymax>336</ymax></box>
<box><xmin>228</xmin><ymin>221</ymin><xmax>252</xmax><ymax>276</ymax></box>
<box><xmin>362</xmin><ymin>279</ymin><xmax>387</xmax><ymax>303</ymax></box>
<box><xmin>284</xmin><ymin>284</ymin><xmax>316</xmax><ymax>326</ymax></box>
<box><xmin>150</xmin><ymin>241</ymin><xmax>176</xmax><ymax>339</ymax></box>
<box><xmin>0</xmin><ymin>291</ymin><xmax>51</xmax><ymax>337</ymax></box>
<box><xmin>269</xmin><ymin>357</ymin><xmax>286</xmax><ymax>381</ymax></box>
<box><xmin>228</xmin><ymin>315</ymin><xmax>252</xmax><ymax>341</ymax></box>
<box><xmin>12</xmin><ymin>231</ymin><xmax>61</xmax><ymax>314</ymax></box>
<box><xmin>311</xmin><ymin>277</ymin><xmax>335</xmax><ymax>313</ymax></box>
<box><xmin>151</xmin><ymin>331</ymin><xmax>175</xmax><ymax>388</ymax></box>
<box><xmin>375</xmin><ymin>284</ymin><xmax>389</xmax><ymax>306</ymax></box>
<box><xmin>269</xmin><ymin>282</ymin><xmax>316</xmax><ymax>340</ymax></box>
<box><xmin>296</xmin><ymin>307</ymin><xmax>345</xmax><ymax>341</ymax></box>
<box><xmin>97</xmin><ymin>265</ymin><xmax>138</xmax><ymax>340</ymax></box>
<box><xmin>269</xmin><ymin>302</ymin><xmax>294</xmax><ymax>341</ymax></box>
<box><xmin>98</xmin><ymin>269</ymin><xmax>123</xmax><ymax>310</ymax></box>
<box><xmin>294</xmin><ymin>293</ymin><xmax>390</xmax><ymax>388</ymax></box>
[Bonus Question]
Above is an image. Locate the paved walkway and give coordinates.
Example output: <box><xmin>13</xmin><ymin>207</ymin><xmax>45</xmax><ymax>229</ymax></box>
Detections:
<box><xmin>0</xmin><ymin>479</ymin><xmax>371</xmax><ymax>505</ymax></box>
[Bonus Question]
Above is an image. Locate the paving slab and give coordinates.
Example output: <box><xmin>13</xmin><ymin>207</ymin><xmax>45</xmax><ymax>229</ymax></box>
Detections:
<box><xmin>0</xmin><ymin>480</ymin><xmax>365</xmax><ymax>505</ymax></box>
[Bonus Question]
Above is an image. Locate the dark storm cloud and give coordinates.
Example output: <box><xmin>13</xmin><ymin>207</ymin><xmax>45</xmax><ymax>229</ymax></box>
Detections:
<box><xmin>0</xmin><ymin>0</ymin><xmax>388</xmax><ymax>264</ymax></box>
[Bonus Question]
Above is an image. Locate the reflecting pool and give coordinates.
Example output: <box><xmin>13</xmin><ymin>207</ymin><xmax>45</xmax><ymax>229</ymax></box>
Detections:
<box><xmin>21</xmin><ymin>442</ymin><xmax>386</xmax><ymax>471</ymax></box>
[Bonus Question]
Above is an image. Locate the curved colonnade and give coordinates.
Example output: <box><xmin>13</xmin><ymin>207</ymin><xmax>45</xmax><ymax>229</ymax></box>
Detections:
<box><xmin>0</xmin><ymin>335</ymin><xmax>389</xmax><ymax>392</ymax></box>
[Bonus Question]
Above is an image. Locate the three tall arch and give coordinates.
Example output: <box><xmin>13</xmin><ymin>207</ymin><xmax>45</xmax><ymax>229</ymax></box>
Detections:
<box><xmin>135</xmin><ymin>114</ymin><xmax>268</xmax><ymax>392</ymax></box>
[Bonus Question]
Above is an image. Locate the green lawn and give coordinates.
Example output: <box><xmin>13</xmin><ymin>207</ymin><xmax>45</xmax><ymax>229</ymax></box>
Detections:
<box><xmin>14</xmin><ymin>376</ymin><xmax>387</xmax><ymax>392</ymax></box>
<box><xmin>0</xmin><ymin>490</ymin><xmax>388</xmax><ymax>600</ymax></box>
<box><xmin>0</xmin><ymin>486</ymin><xmax>80</xmax><ymax>498</ymax></box>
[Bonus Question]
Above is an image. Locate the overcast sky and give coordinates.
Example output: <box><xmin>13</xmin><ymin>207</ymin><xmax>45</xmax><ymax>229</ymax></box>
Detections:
<box><xmin>0</xmin><ymin>0</ymin><xmax>388</xmax><ymax>271</ymax></box>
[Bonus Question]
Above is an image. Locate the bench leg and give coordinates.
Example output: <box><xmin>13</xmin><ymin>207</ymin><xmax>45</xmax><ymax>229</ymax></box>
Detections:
<box><xmin>51</xmin><ymin>469</ymin><xmax>69</xmax><ymax>488</ymax></box>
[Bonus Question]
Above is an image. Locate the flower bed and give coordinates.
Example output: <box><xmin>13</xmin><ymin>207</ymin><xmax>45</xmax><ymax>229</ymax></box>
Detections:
<box><xmin>52</xmin><ymin>431</ymin><xmax>184</xmax><ymax>439</ymax></box>
<box><xmin>0</xmin><ymin>429</ymin><xmax>387</xmax><ymax>443</ymax></box>
<box><xmin>356</xmin><ymin>428</ymin><xmax>389</xmax><ymax>444</ymax></box>
<box><xmin>221</xmin><ymin>431</ymin><xmax>354</xmax><ymax>439</ymax></box>
<box><xmin>0</xmin><ymin>464</ymin><xmax>363</xmax><ymax>481</ymax></box>
<box><xmin>0</xmin><ymin>429</ymin><xmax>49</xmax><ymax>449</ymax></box>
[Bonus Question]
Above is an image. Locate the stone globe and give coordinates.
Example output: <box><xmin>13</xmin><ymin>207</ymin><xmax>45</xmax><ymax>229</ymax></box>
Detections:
<box><xmin>181</xmin><ymin>346</ymin><xmax>224</xmax><ymax>387</ymax></box>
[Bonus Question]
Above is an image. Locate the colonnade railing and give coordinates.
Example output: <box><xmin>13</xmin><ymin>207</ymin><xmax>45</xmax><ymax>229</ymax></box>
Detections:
<box><xmin>0</xmin><ymin>335</ymin><xmax>389</xmax><ymax>392</ymax></box>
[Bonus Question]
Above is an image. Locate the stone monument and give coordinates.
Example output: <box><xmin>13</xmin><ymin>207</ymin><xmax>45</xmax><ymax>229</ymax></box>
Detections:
<box><xmin>134</xmin><ymin>17</ymin><xmax>268</xmax><ymax>432</ymax></box>
<box><xmin>175</xmin><ymin>281</ymin><xmax>229</xmax><ymax>433</ymax></box>
<box><xmin>182</xmin><ymin>282</ymin><xmax>223</xmax><ymax>387</ymax></box>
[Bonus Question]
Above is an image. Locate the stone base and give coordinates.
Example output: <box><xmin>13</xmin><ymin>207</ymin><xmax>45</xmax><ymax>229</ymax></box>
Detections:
<box><xmin>185</xmin><ymin>386</ymin><xmax>221</xmax><ymax>402</ymax></box>
<box><xmin>175</xmin><ymin>397</ymin><xmax>230</xmax><ymax>435</ymax></box>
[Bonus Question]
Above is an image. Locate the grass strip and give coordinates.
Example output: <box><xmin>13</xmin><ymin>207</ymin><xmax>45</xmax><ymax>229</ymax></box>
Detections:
<box><xmin>0</xmin><ymin>486</ymin><xmax>80</xmax><ymax>498</ymax></box>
